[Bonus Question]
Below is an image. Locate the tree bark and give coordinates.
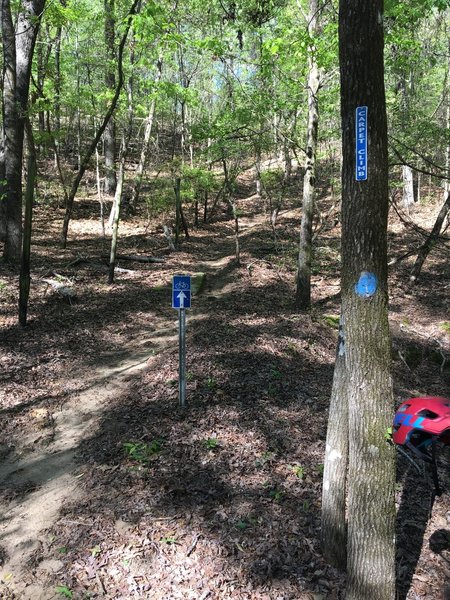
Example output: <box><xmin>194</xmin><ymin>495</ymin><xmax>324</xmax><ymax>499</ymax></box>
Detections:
<box><xmin>321</xmin><ymin>317</ymin><xmax>349</xmax><ymax>569</ymax></box>
<box><xmin>19</xmin><ymin>120</ymin><xmax>37</xmax><ymax>325</ymax></box>
<box><xmin>130</xmin><ymin>58</ymin><xmax>162</xmax><ymax>209</ymax></box>
<box><xmin>104</xmin><ymin>0</ymin><xmax>117</xmax><ymax>194</ymax></box>
<box><xmin>338</xmin><ymin>2</ymin><xmax>396</xmax><ymax>598</ymax></box>
<box><xmin>296</xmin><ymin>0</ymin><xmax>320</xmax><ymax>309</ymax></box>
<box><xmin>402</xmin><ymin>164</ymin><xmax>415</xmax><ymax>208</ymax></box>
<box><xmin>1</xmin><ymin>0</ymin><xmax>45</xmax><ymax>264</ymax></box>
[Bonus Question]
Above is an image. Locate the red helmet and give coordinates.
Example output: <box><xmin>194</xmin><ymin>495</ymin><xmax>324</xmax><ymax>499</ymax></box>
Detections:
<box><xmin>393</xmin><ymin>396</ymin><xmax>450</xmax><ymax>450</ymax></box>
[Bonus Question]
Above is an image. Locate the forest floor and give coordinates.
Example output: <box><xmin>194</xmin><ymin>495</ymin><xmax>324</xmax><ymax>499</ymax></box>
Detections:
<box><xmin>0</xmin><ymin>167</ymin><xmax>449</xmax><ymax>600</ymax></box>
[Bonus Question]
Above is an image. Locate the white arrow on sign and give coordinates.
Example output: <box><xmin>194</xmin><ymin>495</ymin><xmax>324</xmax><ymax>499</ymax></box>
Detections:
<box><xmin>177</xmin><ymin>291</ymin><xmax>187</xmax><ymax>308</ymax></box>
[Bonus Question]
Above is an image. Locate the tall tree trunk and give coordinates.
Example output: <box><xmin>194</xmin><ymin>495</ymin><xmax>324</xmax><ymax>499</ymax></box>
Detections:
<box><xmin>54</xmin><ymin>23</ymin><xmax>63</xmax><ymax>135</ymax></box>
<box><xmin>19</xmin><ymin>120</ymin><xmax>37</xmax><ymax>325</ymax></box>
<box><xmin>104</xmin><ymin>0</ymin><xmax>117</xmax><ymax>194</ymax></box>
<box><xmin>321</xmin><ymin>317</ymin><xmax>349</xmax><ymax>569</ymax></box>
<box><xmin>108</xmin><ymin>136</ymin><xmax>126</xmax><ymax>283</ymax></box>
<box><xmin>1</xmin><ymin>0</ymin><xmax>45</xmax><ymax>265</ymax></box>
<box><xmin>1</xmin><ymin>0</ymin><xmax>21</xmax><ymax>262</ymax></box>
<box><xmin>296</xmin><ymin>0</ymin><xmax>320</xmax><ymax>309</ymax></box>
<box><xmin>339</xmin><ymin>2</ymin><xmax>396</xmax><ymax>598</ymax></box>
<box><xmin>402</xmin><ymin>164</ymin><xmax>415</xmax><ymax>209</ymax></box>
<box><xmin>130</xmin><ymin>58</ymin><xmax>162</xmax><ymax>209</ymax></box>
<box><xmin>0</xmin><ymin>140</ymin><xmax>6</xmax><ymax>241</ymax></box>
<box><xmin>109</xmin><ymin>55</ymin><xmax>134</xmax><ymax>284</ymax></box>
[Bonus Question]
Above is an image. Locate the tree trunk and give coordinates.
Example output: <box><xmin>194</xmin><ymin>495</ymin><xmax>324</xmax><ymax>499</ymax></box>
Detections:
<box><xmin>1</xmin><ymin>0</ymin><xmax>21</xmax><ymax>263</ymax></box>
<box><xmin>338</xmin><ymin>2</ymin><xmax>396</xmax><ymax>598</ymax></box>
<box><xmin>108</xmin><ymin>142</ymin><xmax>125</xmax><ymax>283</ymax></box>
<box><xmin>109</xmin><ymin>60</ymin><xmax>134</xmax><ymax>284</ymax></box>
<box><xmin>0</xmin><ymin>140</ymin><xmax>6</xmax><ymax>241</ymax></box>
<box><xmin>19</xmin><ymin>120</ymin><xmax>37</xmax><ymax>325</ymax></box>
<box><xmin>296</xmin><ymin>0</ymin><xmax>320</xmax><ymax>309</ymax></box>
<box><xmin>402</xmin><ymin>164</ymin><xmax>415</xmax><ymax>208</ymax></box>
<box><xmin>104</xmin><ymin>0</ymin><xmax>117</xmax><ymax>194</ymax></box>
<box><xmin>0</xmin><ymin>0</ymin><xmax>45</xmax><ymax>265</ymax></box>
<box><xmin>130</xmin><ymin>58</ymin><xmax>162</xmax><ymax>209</ymax></box>
<box><xmin>321</xmin><ymin>316</ymin><xmax>349</xmax><ymax>569</ymax></box>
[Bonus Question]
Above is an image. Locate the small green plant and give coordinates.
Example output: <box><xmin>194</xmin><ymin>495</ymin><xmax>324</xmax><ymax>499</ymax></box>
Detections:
<box><xmin>186</xmin><ymin>371</ymin><xmax>195</xmax><ymax>381</ymax></box>
<box><xmin>90</xmin><ymin>545</ymin><xmax>101</xmax><ymax>558</ymax></box>
<box><xmin>236</xmin><ymin>519</ymin><xmax>249</xmax><ymax>531</ymax></box>
<box><xmin>57</xmin><ymin>546</ymin><xmax>68</xmax><ymax>555</ymax></box>
<box><xmin>161</xmin><ymin>536</ymin><xmax>177</xmax><ymax>545</ymax></box>
<box><xmin>55</xmin><ymin>586</ymin><xmax>73</xmax><ymax>599</ymax></box>
<box><xmin>203</xmin><ymin>437</ymin><xmax>219</xmax><ymax>450</ymax></box>
<box><xmin>286</xmin><ymin>341</ymin><xmax>300</xmax><ymax>356</ymax></box>
<box><xmin>302</xmin><ymin>499</ymin><xmax>311</xmax><ymax>512</ymax></box>
<box><xmin>206</xmin><ymin>376</ymin><xmax>217</xmax><ymax>390</ymax></box>
<box><xmin>269</xmin><ymin>488</ymin><xmax>283</xmax><ymax>502</ymax></box>
<box><xmin>441</xmin><ymin>322</ymin><xmax>450</xmax><ymax>335</ymax></box>
<box><xmin>323</xmin><ymin>314</ymin><xmax>340</xmax><ymax>329</ymax></box>
<box><xmin>317</xmin><ymin>463</ymin><xmax>324</xmax><ymax>476</ymax></box>
<box><xmin>290</xmin><ymin>464</ymin><xmax>305</xmax><ymax>480</ymax></box>
<box><xmin>123</xmin><ymin>440</ymin><xmax>162</xmax><ymax>464</ymax></box>
<box><xmin>255</xmin><ymin>450</ymin><xmax>276</xmax><ymax>468</ymax></box>
<box><xmin>269</xmin><ymin>366</ymin><xmax>282</xmax><ymax>380</ymax></box>
<box><xmin>384</xmin><ymin>426</ymin><xmax>393</xmax><ymax>441</ymax></box>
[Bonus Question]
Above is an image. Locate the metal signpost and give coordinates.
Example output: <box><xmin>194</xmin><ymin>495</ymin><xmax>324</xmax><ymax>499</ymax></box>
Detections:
<box><xmin>356</xmin><ymin>106</ymin><xmax>368</xmax><ymax>181</ymax></box>
<box><xmin>172</xmin><ymin>275</ymin><xmax>191</xmax><ymax>408</ymax></box>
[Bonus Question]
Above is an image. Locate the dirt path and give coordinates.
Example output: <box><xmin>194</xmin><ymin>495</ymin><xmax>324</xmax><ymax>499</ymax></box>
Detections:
<box><xmin>0</xmin><ymin>253</ymin><xmax>234</xmax><ymax>599</ymax></box>
<box><xmin>0</xmin><ymin>346</ymin><xmax>170</xmax><ymax>597</ymax></box>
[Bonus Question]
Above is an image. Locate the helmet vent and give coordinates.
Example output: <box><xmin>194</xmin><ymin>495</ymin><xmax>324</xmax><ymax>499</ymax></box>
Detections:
<box><xmin>418</xmin><ymin>409</ymin><xmax>438</xmax><ymax>419</ymax></box>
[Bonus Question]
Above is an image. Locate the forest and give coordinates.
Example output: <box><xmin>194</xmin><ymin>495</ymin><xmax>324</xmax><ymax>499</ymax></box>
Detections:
<box><xmin>0</xmin><ymin>0</ymin><xmax>449</xmax><ymax>599</ymax></box>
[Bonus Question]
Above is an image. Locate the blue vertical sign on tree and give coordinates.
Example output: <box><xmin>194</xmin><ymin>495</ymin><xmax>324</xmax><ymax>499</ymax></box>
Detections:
<box><xmin>356</xmin><ymin>106</ymin><xmax>368</xmax><ymax>181</ymax></box>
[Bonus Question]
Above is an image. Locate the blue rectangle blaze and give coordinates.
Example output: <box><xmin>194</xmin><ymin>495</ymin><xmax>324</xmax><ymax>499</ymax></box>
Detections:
<box><xmin>355</xmin><ymin>106</ymin><xmax>368</xmax><ymax>181</ymax></box>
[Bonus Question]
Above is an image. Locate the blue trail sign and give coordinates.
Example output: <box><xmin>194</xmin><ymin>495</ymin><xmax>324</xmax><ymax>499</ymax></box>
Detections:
<box><xmin>172</xmin><ymin>275</ymin><xmax>191</xmax><ymax>309</ymax></box>
<box><xmin>356</xmin><ymin>106</ymin><xmax>368</xmax><ymax>181</ymax></box>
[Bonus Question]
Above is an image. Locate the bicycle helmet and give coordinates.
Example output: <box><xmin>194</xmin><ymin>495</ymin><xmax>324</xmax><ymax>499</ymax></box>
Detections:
<box><xmin>393</xmin><ymin>396</ymin><xmax>450</xmax><ymax>460</ymax></box>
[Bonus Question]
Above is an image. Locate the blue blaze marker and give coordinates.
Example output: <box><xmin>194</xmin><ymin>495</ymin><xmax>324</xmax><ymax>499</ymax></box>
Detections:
<box><xmin>356</xmin><ymin>106</ymin><xmax>368</xmax><ymax>181</ymax></box>
<box><xmin>355</xmin><ymin>271</ymin><xmax>377</xmax><ymax>298</ymax></box>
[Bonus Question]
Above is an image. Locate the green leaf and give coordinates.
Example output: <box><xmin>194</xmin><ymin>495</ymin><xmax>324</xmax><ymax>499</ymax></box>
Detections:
<box><xmin>55</xmin><ymin>586</ymin><xmax>73</xmax><ymax>599</ymax></box>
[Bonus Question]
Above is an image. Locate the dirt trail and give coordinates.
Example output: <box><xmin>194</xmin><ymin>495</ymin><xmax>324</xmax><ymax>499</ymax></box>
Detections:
<box><xmin>0</xmin><ymin>326</ymin><xmax>181</xmax><ymax>596</ymax></box>
<box><xmin>0</xmin><ymin>254</ymin><xmax>234</xmax><ymax>598</ymax></box>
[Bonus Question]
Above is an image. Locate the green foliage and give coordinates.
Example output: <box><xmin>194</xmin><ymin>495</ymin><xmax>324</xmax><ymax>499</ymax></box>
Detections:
<box><xmin>255</xmin><ymin>450</ymin><xmax>276</xmax><ymax>468</ymax></box>
<box><xmin>206</xmin><ymin>376</ymin><xmax>217</xmax><ymax>390</ymax></box>
<box><xmin>268</xmin><ymin>488</ymin><xmax>283</xmax><ymax>502</ymax></box>
<box><xmin>441</xmin><ymin>322</ymin><xmax>450</xmax><ymax>336</ymax></box>
<box><xmin>203</xmin><ymin>437</ymin><xmax>219</xmax><ymax>449</ymax></box>
<box><xmin>55</xmin><ymin>586</ymin><xmax>73</xmax><ymax>599</ymax></box>
<box><xmin>269</xmin><ymin>365</ymin><xmax>282</xmax><ymax>380</ymax></box>
<box><xmin>290</xmin><ymin>464</ymin><xmax>305</xmax><ymax>480</ymax></box>
<box><xmin>323</xmin><ymin>314</ymin><xmax>340</xmax><ymax>329</ymax></box>
<box><xmin>260</xmin><ymin>168</ymin><xmax>284</xmax><ymax>191</ymax></box>
<box><xmin>160</xmin><ymin>535</ymin><xmax>177</xmax><ymax>544</ymax></box>
<box><xmin>123</xmin><ymin>440</ymin><xmax>162</xmax><ymax>464</ymax></box>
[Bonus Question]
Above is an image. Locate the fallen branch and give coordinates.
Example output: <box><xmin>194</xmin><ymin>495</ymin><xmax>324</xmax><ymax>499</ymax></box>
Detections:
<box><xmin>41</xmin><ymin>278</ymin><xmax>77</xmax><ymax>303</ymax></box>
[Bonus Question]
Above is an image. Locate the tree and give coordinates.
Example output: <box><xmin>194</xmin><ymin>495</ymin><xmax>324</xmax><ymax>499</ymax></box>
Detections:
<box><xmin>296</xmin><ymin>0</ymin><xmax>321</xmax><ymax>309</ymax></box>
<box><xmin>60</xmin><ymin>0</ymin><xmax>140</xmax><ymax>247</ymax></box>
<box><xmin>0</xmin><ymin>0</ymin><xmax>46</xmax><ymax>264</ymax></box>
<box><xmin>321</xmin><ymin>3</ymin><xmax>396</xmax><ymax>599</ymax></box>
<box><xmin>104</xmin><ymin>0</ymin><xmax>117</xmax><ymax>194</ymax></box>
